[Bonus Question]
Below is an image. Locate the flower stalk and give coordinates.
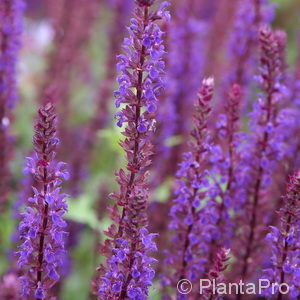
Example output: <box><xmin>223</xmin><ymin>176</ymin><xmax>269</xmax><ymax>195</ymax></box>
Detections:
<box><xmin>96</xmin><ymin>1</ymin><xmax>170</xmax><ymax>299</ymax></box>
<box><xmin>17</xmin><ymin>103</ymin><xmax>69</xmax><ymax>299</ymax></box>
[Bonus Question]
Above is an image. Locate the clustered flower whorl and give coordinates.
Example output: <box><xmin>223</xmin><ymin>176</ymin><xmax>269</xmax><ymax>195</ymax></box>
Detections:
<box><xmin>97</xmin><ymin>1</ymin><xmax>170</xmax><ymax>299</ymax></box>
<box><xmin>17</xmin><ymin>103</ymin><xmax>69</xmax><ymax>299</ymax></box>
<box><xmin>263</xmin><ymin>172</ymin><xmax>300</xmax><ymax>299</ymax></box>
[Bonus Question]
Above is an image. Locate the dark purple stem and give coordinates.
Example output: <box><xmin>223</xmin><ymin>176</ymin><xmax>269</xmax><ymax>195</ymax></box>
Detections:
<box><xmin>36</xmin><ymin>114</ymin><xmax>50</xmax><ymax>295</ymax></box>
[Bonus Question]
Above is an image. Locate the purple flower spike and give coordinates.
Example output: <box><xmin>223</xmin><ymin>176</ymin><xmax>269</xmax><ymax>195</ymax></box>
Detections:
<box><xmin>95</xmin><ymin>1</ymin><xmax>169</xmax><ymax>299</ymax></box>
<box><xmin>162</xmin><ymin>78</ymin><xmax>215</xmax><ymax>297</ymax></box>
<box><xmin>0</xmin><ymin>0</ymin><xmax>25</xmax><ymax>213</ymax></box>
<box><xmin>233</xmin><ymin>25</ymin><xmax>288</xmax><ymax>281</ymax></box>
<box><xmin>201</xmin><ymin>248</ymin><xmax>231</xmax><ymax>300</ymax></box>
<box><xmin>226</xmin><ymin>0</ymin><xmax>275</xmax><ymax>87</ymax></box>
<box><xmin>262</xmin><ymin>172</ymin><xmax>300</xmax><ymax>299</ymax></box>
<box><xmin>0</xmin><ymin>0</ymin><xmax>24</xmax><ymax>109</ymax></box>
<box><xmin>16</xmin><ymin>103</ymin><xmax>69</xmax><ymax>299</ymax></box>
<box><xmin>155</xmin><ymin>0</ymin><xmax>207</xmax><ymax>182</ymax></box>
<box><xmin>203</xmin><ymin>83</ymin><xmax>242</xmax><ymax>267</ymax></box>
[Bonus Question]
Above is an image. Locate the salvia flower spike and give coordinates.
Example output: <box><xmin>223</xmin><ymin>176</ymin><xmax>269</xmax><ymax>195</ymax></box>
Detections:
<box><xmin>96</xmin><ymin>1</ymin><xmax>170</xmax><ymax>299</ymax></box>
<box><xmin>0</xmin><ymin>0</ymin><xmax>24</xmax><ymax>109</ymax></box>
<box><xmin>226</xmin><ymin>0</ymin><xmax>275</xmax><ymax>87</ymax></box>
<box><xmin>263</xmin><ymin>172</ymin><xmax>300</xmax><ymax>299</ymax></box>
<box><xmin>17</xmin><ymin>103</ymin><xmax>69</xmax><ymax>299</ymax></box>
<box><xmin>201</xmin><ymin>248</ymin><xmax>231</xmax><ymax>300</ymax></box>
<box><xmin>0</xmin><ymin>0</ymin><xmax>25</xmax><ymax>212</ymax></box>
<box><xmin>162</xmin><ymin>78</ymin><xmax>214</xmax><ymax>297</ymax></box>
<box><xmin>156</xmin><ymin>0</ymin><xmax>206</xmax><ymax>181</ymax></box>
<box><xmin>205</xmin><ymin>83</ymin><xmax>242</xmax><ymax>263</ymax></box>
<box><xmin>233</xmin><ymin>24</ymin><xmax>287</xmax><ymax>281</ymax></box>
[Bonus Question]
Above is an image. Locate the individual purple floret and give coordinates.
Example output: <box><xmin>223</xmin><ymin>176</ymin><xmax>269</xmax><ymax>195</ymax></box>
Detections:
<box><xmin>96</xmin><ymin>1</ymin><xmax>170</xmax><ymax>299</ymax></box>
<box><xmin>162</xmin><ymin>78</ymin><xmax>214</xmax><ymax>298</ymax></box>
<box><xmin>16</xmin><ymin>103</ymin><xmax>69</xmax><ymax>299</ymax></box>
<box><xmin>262</xmin><ymin>172</ymin><xmax>300</xmax><ymax>300</ymax></box>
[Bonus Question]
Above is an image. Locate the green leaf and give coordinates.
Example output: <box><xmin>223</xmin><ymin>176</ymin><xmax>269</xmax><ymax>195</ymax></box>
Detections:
<box><xmin>65</xmin><ymin>196</ymin><xmax>99</xmax><ymax>230</ymax></box>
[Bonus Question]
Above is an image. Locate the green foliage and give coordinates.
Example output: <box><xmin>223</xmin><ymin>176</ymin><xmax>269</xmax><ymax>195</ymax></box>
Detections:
<box><xmin>60</xmin><ymin>230</ymin><xmax>97</xmax><ymax>300</ymax></box>
<box><xmin>0</xmin><ymin>213</ymin><xmax>16</xmax><ymax>274</ymax></box>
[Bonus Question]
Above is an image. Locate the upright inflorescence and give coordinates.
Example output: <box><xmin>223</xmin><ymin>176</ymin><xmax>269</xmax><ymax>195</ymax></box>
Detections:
<box><xmin>284</xmin><ymin>40</ymin><xmax>300</xmax><ymax>171</ymax></box>
<box><xmin>156</xmin><ymin>0</ymin><xmax>207</xmax><ymax>181</ymax></box>
<box><xmin>42</xmin><ymin>0</ymin><xmax>100</xmax><ymax>110</ymax></box>
<box><xmin>17</xmin><ymin>103</ymin><xmax>69</xmax><ymax>299</ymax></box>
<box><xmin>203</xmin><ymin>0</ymin><xmax>239</xmax><ymax>78</ymax></box>
<box><xmin>96</xmin><ymin>1</ymin><xmax>170</xmax><ymax>299</ymax></box>
<box><xmin>217</xmin><ymin>83</ymin><xmax>242</xmax><ymax>211</ymax></box>
<box><xmin>263</xmin><ymin>172</ymin><xmax>300</xmax><ymax>299</ymax></box>
<box><xmin>162</xmin><ymin>83</ymin><xmax>241</xmax><ymax>296</ymax></box>
<box><xmin>162</xmin><ymin>78</ymin><xmax>214</xmax><ymax>297</ymax></box>
<box><xmin>201</xmin><ymin>248</ymin><xmax>230</xmax><ymax>300</ymax></box>
<box><xmin>0</xmin><ymin>0</ymin><xmax>24</xmax><ymax>212</ymax></box>
<box><xmin>0</xmin><ymin>0</ymin><xmax>24</xmax><ymax>109</ymax></box>
<box><xmin>211</xmin><ymin>0</ymin><xmax>276</xmax><ymax>126</ymax></box>
<box><xmin>226</xmin><ymin>0</ymin><xmax>275</xmax><ymax>87</ymax></box>
<box><xmin>233</xmin><ymin>25</ymin><xmax>287</xmax><ymax>283</ymax></box>
<box><xmin>204</xmin><ymin>83</ymin><xmax>242</xmax><ymax>265</ymax></box>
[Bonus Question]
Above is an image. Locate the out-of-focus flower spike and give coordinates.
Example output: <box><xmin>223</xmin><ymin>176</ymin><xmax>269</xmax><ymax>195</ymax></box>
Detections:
<box><xmin>209</xmin><ymin>0</ymin><xmax>276</xmax><ymax>127</ymax></box>
<box><xmin>0</xmin><ymin>0</ymin><xmax>25</xmax><ymax>109</ymax></box>
<box><xmin>232</xmin><ymin>24</ymin><xmax>288</xmax><ymax>282</ymax></box>
<box><xmin>225</xmin><ymin>0</ymin><xmax>276</xmax><ymax>87</ymax></box>
<box><xmin>39</xmin><ymin>1</ymin><xmax>101</xmax><ymax>196</ymax></box>
<box><xmin>204</xmin><ymin>83</ymin><xmax>242</xmax><ymax>269</ymax></box>
<box><xmin>154</xmin><ymin>0</ymin><xmax>207</xmax><ymax>184</ymax></box>
<box><xmin>226</xmin><ymin>0</ymin><xmax>261</xmax><ymax>86</ymax></box>
<box><xmin>0</xmin><ymin>272</ymin><xmax>20</xmax><ymax>300</ymax></box>
<box><xmin>262</xmin><ymin>172</ymin><xmax>300</xmax><ymax>299</ymax></box>
<box><xmin>0</xmin><ymin>0</ymin><xmax>25</xmax><ymax>213</ymax></box>
<box><xmin>203</xmin><ymin>0</ymin><xmax>240</xmax><ymax>77</ymax></box>
<box><xmin>161</xmin><ymin>78</ymin><xmax>214</xmax><ymax>298</ymax></box>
